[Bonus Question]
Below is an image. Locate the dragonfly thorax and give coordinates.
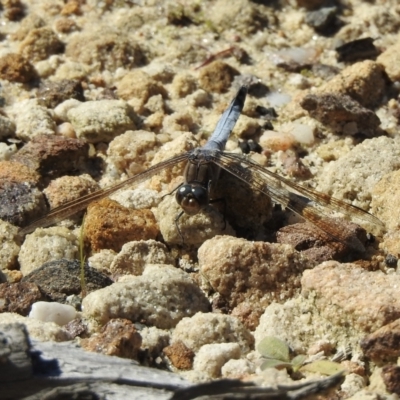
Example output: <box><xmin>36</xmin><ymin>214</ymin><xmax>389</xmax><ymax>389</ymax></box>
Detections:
<box><xmin>176</xmin><ymin>183</ymin><xmax>209</xmax><ymax>215</ymax></box>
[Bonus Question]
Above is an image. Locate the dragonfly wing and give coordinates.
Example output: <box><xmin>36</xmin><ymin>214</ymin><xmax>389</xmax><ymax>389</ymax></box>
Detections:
<box><xmin>211</xmin><ymin>152</ymin><xmax>383</xmax><ymax>251</ymax></box>
<box><xmin>20</xmin><ymin>153</ymin><xmax>189</xmax><ymax>235</ymax></box>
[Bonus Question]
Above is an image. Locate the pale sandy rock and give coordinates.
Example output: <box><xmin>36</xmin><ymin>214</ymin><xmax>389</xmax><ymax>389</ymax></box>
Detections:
<box><xmin>53</xmin><ymin>98</ymin><xmax>82</xmax><ymax>122</ymax></box>
<box><xmin>199</xmin><ymin>236</ymin><xmax>308</xmax><ymax>310</ymax></box>
<box><xmin>341</xmin><ymin>373</ymin><xmax>367</xmax><ymax>398</ymax></box>
<box><xmin>110</xmin><ymin>189</ymin><xmax>160</xmax><ymax>210</ymax></box>
<box><xmin>55</xmin><ymin>61</ymin><xmax>89</xmax><ymax>81</ymax></box>
<box><xmin>12</xmin><ymin>99</ymin><xmax>56</xmax><ymax>140</ymax></box>
<box><xmin>254</xmin><ymin>289</ymin><xmax>379</xmax><ymax>355</ymax></box>
<box><xmin>377</xmin><ymin>40</ymin><xmax>400</xmax><ymax>81</ymax></box>
<box><xmin>0</xmin><ymin>312</ymin><xmax>70</xmax><ymax>341</ymax></box>
<box><xmin>171</xmin><ymin>72</ymin><xmax>197</xmax><ymax>98</ymax></box>
<box><xmin>317</xmin><ymin>136</ymin><xmax>400</xmax><ymax>213</ymax></box>
<box><xmin>67</xmin><ymin>100</ymin><xmax>136</xmax><ymax>143</ymax></box>
<box><xmin>0</xmin><ymin>220</ymin><xmax>20</xmax><ymax>271</ymax></box>
<box><xmin>116</xmin><ymin>70</ymin><xmax>167</xmax><ymax>114</ymax></box>
<box><xmin>316</xmin><ymin>60</ymin><xmax>386</xmax><ymax>108</ymax></box>
<box><xmin>142</xmin><ymin>62</ymin><xmax>175</xmax><ymax>83</ymax></box>
<box><xmin>158</xmin><ymin>196</ymin><xmax>234</xmax><ymax>245</ymax></box>
<box><xmin>371</xmin><ymin>170</ymin><xmax>400</xmax><ymax>232</ymax></box>
<box><xmin>302</xmin><ymin>261</ymin><xmax>400</xmax><ymax>334</ymax></box>
<box><xmin>171</xmin><ymin>312</ymin><xmax>254</xmax><ymax>354</ymax></box>
<box><xmin>19</xmin><ymin>227</ymin><xmax>78</xmax><ymax>275</ymax></box>
<box><xmin>193</xmin><ymin>343</ymin><xmax>241</xmax><ymax>378</ymax></box>
<box><xmin>82</xmin><ymin>264</ymin><xmax>209</xmax><ymax>329</ymax></box>
<box><xmin>110</xmin><ymin>240</ymin><xmax>174</xmax><ymax>276</ymax></box>
<box><xmin>88</xmin><ymin>249</ymin><xmax>117</xmax><ymax>275</ymax></box>
<box><xmin>221</xmin><ymin>358</ymin><xmax>255</xmax><ymax>378</ymax></box>
<box><xmin>29</xmin><ymin>301</ymin><xmax>77</xmax><ymax>326</ymax></box>
<box><xmin>162</xmin><ymin>110</ymin><xmax>199</xmax><ymax>134</ymax></box>
<box><xmin>204</xmin><ymin>0</ymin><xmax>269</xmax><ymax>35</ymax></box>
<box><xmin>140</xmin><ymin>326</ymin><xmax>170</xmax><ymax>362</ymax></box>
<box><xmin>107</xmin><ymin>130</ymin><xmax>157</xmax><ymax>176</ymax></box>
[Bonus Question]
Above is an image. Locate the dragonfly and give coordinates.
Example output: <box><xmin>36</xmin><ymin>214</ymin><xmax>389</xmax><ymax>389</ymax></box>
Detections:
<box><xmin>19</xmin><ymin>86</ymin><xmax>384</xmax><ymax>251</ymax></box>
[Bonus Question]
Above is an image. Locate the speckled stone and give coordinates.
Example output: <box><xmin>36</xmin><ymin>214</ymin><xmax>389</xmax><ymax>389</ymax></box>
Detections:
<box><xmin>22</xmin><ymin>259</ymin><xmax>113</xmax><ymax>302</ymax></box>
<box><xmin>0</xmin><ymin>282</ymin><xmax>44</xmax><ymax>316</ymax></box>
<box><xmin>36</xmin><ymin>79</ymin><xmax>85</xmax><ymax>109</ymax></box>
<box><xmin>81</xmin><ymin>318</ymin><xmax>142</xmax><ymax>360</ymax></box>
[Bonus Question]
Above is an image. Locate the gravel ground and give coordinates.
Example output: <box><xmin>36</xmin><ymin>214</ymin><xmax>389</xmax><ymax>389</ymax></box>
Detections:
<box><xmin>1</xmin><ymin>0</ymin><xmax>400</xmax><ymax>397</ymax></box>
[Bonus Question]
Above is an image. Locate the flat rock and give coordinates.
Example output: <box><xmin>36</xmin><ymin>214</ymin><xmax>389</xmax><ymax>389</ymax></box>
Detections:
<box><xmin>300</xmin><ymin>93</ymin><xmax>380</xmax><ymax>136</ymax></box>
<box><xmin>22</xmin><ymin>259</ymin><xmax>113</xmax><ymax>302</ymax></box>
<box><xmin>315</xmin><ymin>60</ymin><xmax>386</xmax><ymax>108</ymax></box>
<box><xmin>11</xmin><ymin>135</ymin><xmax>89</xmax><ymax>178</ymax></box>
<box><xmin>302</xmin><ymin>261</ymin><xmax>400</xmax><ymax>334</ymax></box>
<box><xmin>67</xmin><ymin>100</ymin><xmax>137</xmax><ymax>143</ymax></box>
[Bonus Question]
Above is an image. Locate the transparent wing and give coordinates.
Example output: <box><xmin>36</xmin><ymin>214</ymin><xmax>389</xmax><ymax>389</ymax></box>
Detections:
<box><xmin>20</xmin><ymin>153</ymin><xmax>189</xmax><ymax>235</ymax></box>
<box><xmin>210</xmin><ymin>152</ymin><xmax>384</xmax><ymax>251</ymax></box>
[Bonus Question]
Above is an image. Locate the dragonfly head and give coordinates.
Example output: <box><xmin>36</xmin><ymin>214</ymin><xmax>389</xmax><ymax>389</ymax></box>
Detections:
<box><xmin>176</xmin><ymin>183</ymin><xmax>209</xmax><ymax>215</ymax></box>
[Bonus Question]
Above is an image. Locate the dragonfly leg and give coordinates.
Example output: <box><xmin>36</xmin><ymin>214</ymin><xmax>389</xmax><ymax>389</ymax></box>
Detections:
<box><xmin>174</xmin><ymin>210</ymin><xmax>185</xmax><ymax>245</ymax></box>
<box><xmin>161</xmin><ymin>182</ymin><xmax>183</xmax><ymax>200</ymax></box>
<box><xmin>210</xmin><ymin>197</ymin><xmax>227</xmax><ymax>230</ymax></box>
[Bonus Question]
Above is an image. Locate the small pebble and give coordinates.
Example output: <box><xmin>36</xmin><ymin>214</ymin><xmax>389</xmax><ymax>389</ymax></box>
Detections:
<box><xmin>29</xmin><ymin>301</ymin><xmax>77</xmax><ymax>326</ymax></box>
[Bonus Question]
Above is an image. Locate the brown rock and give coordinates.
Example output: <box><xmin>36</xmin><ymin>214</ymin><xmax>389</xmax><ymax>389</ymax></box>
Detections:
<box><xmin>382</xmin><ymin>365</ymin><xmax>400</xmax><ymax>395</ymax></box>
<box><xmin>163</xmin><ymin>340</ymin><xmax>194</xmax><ymax>370</ymax></box>
<box><xmin>43</xmin><ymin>175</ymin><xmax>99</xmax><ymax>209</ymax></box>
<box><xmin>295</xmin><ymin>0</ymin><xmax>326</xmax><ymax>10</ymax></box>
<box><xmin>198</xmin><ymin>61</ymin><xmax>240</xmax><ymax>93</ymax></box>
<box><xmin>61</xmin><ymin>0</ymin><xmax>81</xmax><ymax>16</ymax></box>
<box><xmin>54</xmin><ymin>17</ymin><xmax>78</xmax><ymax>34</ymax></box>
<box><xmin>37</xmin><ymin>79</ymin><xmax>84</xmax><ymax>109</ymax></box>
<box><xmin>302</xmin><ymin>261</ymin><xmax>400</xmax><ymax>333</ymax></box>
<box><xmin>277</xmin><ymin>220</ymin><xmax>368</xmax><ymax>263</ymax></box>
<box><xmin>361</xmin><ymin>319</ymin><xmax>400</xmax><ymax>362</ymax></box>
<box><xmin>231</xmin><ymin>301</ymin><xmax>264</xmax><ymax>331</ymax></box>
<box><xmin>300</xmin><ymin>93</ymin><xmax>381</xmax><ymax>136</ymax></box>
<box><xmin>81</xmin><ymin>319</ymin><xmax>142</xmax><ymax>360</ymax></box>
<box><xmin>84</xmin><ymin>198</ymin><xmax>159</xmax><ymax>252</ymax></box>
<box><xmin>0</xmin><ymin>53</ymin><xmax>37</xmax><ymax>83</ymax></box>
<box><xmin>0</xmin><ymin>281</ymin><xmax>44</xmax><ymax>316</ymax></box>
<box><xmin>199</xmin><ymin>236</ymin><xmax>309</xmax><ymax>310</ymax></box>
<box><xmin>11</xmin><ymin>135</ymin><xmax>89</xmax><ymax>178</ymax></box>
<box><xmin>0</xmin><ymin>161</ymin><xmax>39</xmax><ymax>185</ymax></box>
<box><xmin>316</xmin><ymin>60</ymin><xmax>386</xmax><ymax>108</ymax></box>
<box><xmin>19</xmin><ymin>27</ymin><xmax>64</xmax><ymax>62</ymax></box>
<box><xmin>2</xmin><ymin>0</ymin><xmax>25</xmax><ymax>21</ymax></box>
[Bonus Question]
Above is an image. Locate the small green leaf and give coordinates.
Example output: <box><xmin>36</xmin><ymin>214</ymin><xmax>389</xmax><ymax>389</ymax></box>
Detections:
<box><xmin>291</xmin><ymin>354</ymin><xmax>307</xmax><ymax>372</ymax></box>
<box><xmin>300</xmin><ymin>360</ymin><xmax>344</xmax><ymax>376</ymax></box>
<box><xmin>257</xmin><ymin>336</ymin><xmax>290</xmax><ymax>362</ymax></box>
<box><xmin>260</xmin><ymin>358</ymin><xmax>293</xmax><ymax>371</ymax></box>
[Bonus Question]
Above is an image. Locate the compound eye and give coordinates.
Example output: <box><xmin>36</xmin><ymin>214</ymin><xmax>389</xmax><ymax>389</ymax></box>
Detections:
<box><xmin>176</xmin><ymin>184</ymin><xmax>208</xmax><ymax>215</ymax></box>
